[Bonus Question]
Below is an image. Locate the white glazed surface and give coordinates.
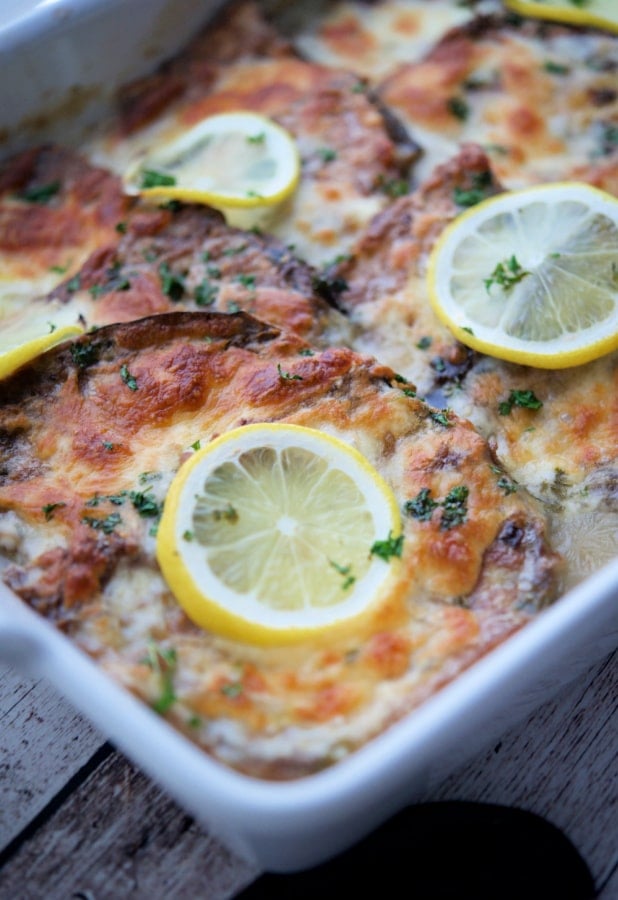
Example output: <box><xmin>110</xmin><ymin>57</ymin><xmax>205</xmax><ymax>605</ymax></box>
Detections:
<box><xmin>0</xmin><ymin>0</ymin><xmax>616</xmax><ymax>873</ymax></box>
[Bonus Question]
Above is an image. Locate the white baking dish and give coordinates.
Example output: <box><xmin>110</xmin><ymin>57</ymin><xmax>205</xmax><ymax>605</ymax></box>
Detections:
<box><xmin>0</xmin><ymin>0</ymin><xmax>617</xmax><ymax>874</ymax></box>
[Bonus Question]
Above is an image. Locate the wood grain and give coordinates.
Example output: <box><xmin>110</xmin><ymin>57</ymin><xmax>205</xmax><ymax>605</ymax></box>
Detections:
<box><xmin>0</xmin><ymin>653</ymin><xmax>615</xmax><ymax>899</ymax></box>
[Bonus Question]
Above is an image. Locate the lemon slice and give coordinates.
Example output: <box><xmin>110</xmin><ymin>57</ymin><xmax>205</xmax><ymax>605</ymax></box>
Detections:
<box><xmin>126</xmin><ymin>112</ymin><xmax>300</xmax><ymax>210</ymax></box>
<box><xmin>427</xmin><ymin>182</ymin><xmax>618</xmax><ymax>368</ymax></box>
<box><xmin>157</xmin><ymin>424</ymin><xmax>403</xmax><ymax>646</ymax></box>
<box><xmin>504</xmin><ymin>0</ymin><xmax>618</xmax><ymax>34</ymax></box>
<box><xmin>0</xmin><ymin>323</ymin><xmax>83</xmax><ymax>380</ymax></box>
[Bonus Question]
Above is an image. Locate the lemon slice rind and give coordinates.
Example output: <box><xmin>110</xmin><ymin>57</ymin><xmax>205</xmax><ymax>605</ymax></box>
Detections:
<box><xmin>427</xmin><ymin>182</ymin><xmax>618</xmax><ymax>369</ymax></box>
<box><xmin>157</xmin><ymin>424</ymin><xmax>403</xmax><ymax>646</ymax></box>
<box><xmin>0</xmin><ymin>324</ymin><xmax>84</xmax><ymax>380</ymax></box>
<box><xmin>127</xmin><ymin>111</ymin><xmax>301</xmax><ymax>210</ymax></box>
<box><xmin>504</xmin><ymin>0</ymin><xmax>618</xmax><ymax>34</ymax></box>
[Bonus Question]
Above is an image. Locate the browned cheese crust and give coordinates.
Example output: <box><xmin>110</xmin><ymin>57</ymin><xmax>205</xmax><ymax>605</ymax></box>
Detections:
<box><xmin>329</xmin><ymin>144</ymin><xmax>618</xmax><ymax>585</ymax></box>
<box><xmin>89</xmin><ymin>3</ymin><xmax>417</xmax><ymax>264</ymax></box>
<box><xmin>46</xmin><ymin>202</ymin><xmax>350</xmax><ymax>346</ymax></box>
<box><xmin>0</xmin><ymin>313</ymin><xmax>560</xmax><ymax>777</ymax></box>
<box><xmin>0</xmin><ymin>144</ymin><xmax>130</xmax><ymax>299</ymax></box>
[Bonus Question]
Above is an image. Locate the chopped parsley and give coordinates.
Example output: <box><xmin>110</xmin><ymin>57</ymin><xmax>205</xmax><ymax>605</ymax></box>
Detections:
<box><xmin>66</xmin><ymin>275</ymin><xmax>81</xmax><ymax>293</ymax></box>
<box><xmin>223</xmin><ymin>244</ymin><xmax>247</xmax><ymax>256</ymax></box>
<box><xmin>120</xmin><ymin>364</ymin><xmax>138</xmax><ymax>391</ymax></box>
<box><xmin>497</xmin><ymin>476</ymin><xmax>518</xmax><ymax>495</ymax></box>
<box><xmin>404</xmin><ymin>488</ymin><xmax>439</xmax><ymax>522</ymax></box>
<box><xmin>370</xmin><ymin>531</ymin><xmax>404</xmax><ymax>561</ymax></box>
<box><xmin>115</xmin><ymin>221</ymin><xmax>128</xmax><ymax>234</ymax></box>
<box><xmin>82</xmin><ymin>512</ymin><xmax>122</xmax><ymax>534</ymax></box>
<box><xmin>141</xmin><ymin>642</ymin><xmax>177</xmax><ymax>714</ymax></box>
<box><xmin>247</xmin><ymin>132</ymin><xmax>265</xmax><ymax>144</ymax></box>
<box><xmin>378</xmin><ymin>177</ymin><xmax>409</xmax><ymax>198</ymax></box>
<box><xmin>298</xmin><ymin>348</ymin><xmax>315</xmax><ymax>357</ymax></box>
<box><xmin>329</xmin><ymin>560</ymin><xmax>356</xmax><ymax>591</ymax></box>
<box><xmin>183</xmin><ymin>529</ymin><xmax>194</xmax><ymax>542</ymax></box>
<box><xmin>453</xmin><ymin>170</ymin><xmax>493</xmax><ymax>208</ymax></box>
<box><xmin>543</xmin><ymin>60</ymin><xmax>570</xmax><ymax>76</ymax></box>
<box><xmin>140</xmin><ymin>169</ymin><xmax>176</xmax><ymax>189</ymax></box>
<box><xmin>221</xmin><ymin>681</ymin><xmax>243</xmax><ymax>698</ymax></box>
<box><xmin>236</xmin><ymin>273</ymin><xmax>256</xmax><ymax>289</ymax></box>
<box><xmin>498</xmin><ymin>389</ymin><xmax>543</xmax><ymax>415</ymax></box>
<box><xmin>484</xmin><ymin>255</ymin><xmax>530</xmax><ymax>293</ymax></box>
<box><xmin>102</xmin><ymin>441</ymin><xmax>115</xmax><ymax>451</ymax></box>
<box><xmin>440</xmin><ymin>485</ymin><xmax>469</xmax><ymax>531</ymax></box>
<box><xmin>195</xmin><ymin>279</ymin><xmax>218</xmax><ymax>307</ymax></box>
<box><xmin>159</xmin><ymin>262</ymin><xmax>186</xmax><ymax>301</ymax></box>
<box><xmin>191</xmin><ymin>439</ymin><xmax>201</xmax><ymax>451</ymax></box>
<box><xmin>416</xmin><ymin>336</ymin><xmax>432</xmax><ymax>350</ymax></box>
<box><xmin>227</xmin><ymin>301</ymin><xmax>241</xmax><ymax>313</ymax></box>
<box><xmin>430</xmin><ymin>410</ymin><xmax>452</xmax><ymax>427</ymax></box>
<box><xmin>42</xmin><ymin>502</ymin><xmax>66</xmax><ymax>522</ymax></box>
<box><xmin>447</xmin><ymin>96</ymin><xmax>469</xmax><ymax>121</ymax></box>
<box><xmin>70</xmin><ymin>340</ymin><xmax>100</xmax><ymax>369</ymax></box>
<box><xmin>129</xmin><ymin>489</ymin><xmax>162</xmax><ymax>518</ymax></box>
<box><xmin>318</xmin><ymin>147</ymin><xmax>337</xmax><ymax>163</ymax></box>
<box><xmin>20</xmin><ymin>181</ymin><xmax>61</xmax><ymax>204</ymax></box>
<box><xmin>277</xmin><ymin>363</ymin><xmax>303</xmax><ymax>382</ymax></box>
<box><xmin>404</xmin><ymin>484</ymin><xmax>469</xmax><ymax>530</ymax></box>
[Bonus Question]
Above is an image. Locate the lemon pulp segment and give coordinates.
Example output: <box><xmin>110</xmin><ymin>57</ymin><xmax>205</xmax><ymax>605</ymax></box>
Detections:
<box><xmin>157</xmin><ymin>424</ymin><xmax>402</xmax><ymax>645</ymax></box>
<box><xmin>504</xmin><ymin>0</ymin><xmax>618</xmax><ymax>34</ymax></box>
<box><xmin>428</xmin><ymin>183</ymin><xmax>618</xmax><ymax>368</ymax></box>
<box><xmin>126</xmin><ymin>111</ymin><xmax>300</xmax><ymax>210</ymax></box>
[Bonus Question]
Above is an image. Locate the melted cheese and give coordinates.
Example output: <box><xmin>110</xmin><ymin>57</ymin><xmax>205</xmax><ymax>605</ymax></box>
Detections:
<box><xmin>1</xmin><ymin>0</ymin><xmax>616</xmax><ymax>780</ymax></box>
<box><xmin>0</xmin><ymin>314</ymin><xmax>560</xmax><ymax>777</ymax></box>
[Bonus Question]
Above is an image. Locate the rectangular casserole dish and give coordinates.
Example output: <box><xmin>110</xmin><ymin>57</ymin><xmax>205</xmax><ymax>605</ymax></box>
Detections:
<box><xmin>0</xmin><ymin>0</ymin><xmax>617</xmax><ymax>873</ymax></box>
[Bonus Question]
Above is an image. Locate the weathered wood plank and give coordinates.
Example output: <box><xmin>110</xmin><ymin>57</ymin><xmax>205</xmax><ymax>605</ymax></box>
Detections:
<box><xmin>0</xmin><ymin>666</ymin><xmax>106</xmax><ymax>848</ymax></box>
<box><xmin>427</xmin><ymin>651</ymin><xmax>618</xmax><ymax>896</ymax></box>
<box><xmin>0</xmin><ymin>654</ymin><xmax>614</xmax><ymax>898</ymax></box>
<box><xmin>0</xmin><ymin>751</ymin><xmax>258</xmax><ymax>900</ymax></box>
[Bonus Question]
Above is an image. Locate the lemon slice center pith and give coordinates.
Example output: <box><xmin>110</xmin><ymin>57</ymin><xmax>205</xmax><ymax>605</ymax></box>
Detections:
<box><xmin>157</xmin><ymin>424</ymin><xmax>403</xmax><ymax>645</ymax></box>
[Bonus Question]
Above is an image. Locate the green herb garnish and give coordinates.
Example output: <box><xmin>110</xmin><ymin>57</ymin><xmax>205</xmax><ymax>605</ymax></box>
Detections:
<box><xmin>42</xmin><ymin>502</ymin><xmax>66</xmax><ymax>522</ymax></box>
<box><xmin>484</xmin><ymin>255</ymin><xmax>530</xmax><ymax>293</ymax></box>
<box><xmin>159</xmin><ymin>262</ymin><xmax>185</xmax><ymax>301</ymax></box>
<box><xmin>404</xmin><ymin>488</ymin><xmax>439</xmax><ymax>522</ymax></box>
<box><xmin>447</xmin><ymin>96</ymin><xmax>469</xmax><ymax>121</ymax></box>
<box><xmin>498</xmin><ymin>389</ymin><xmax>543</xmax><ymax>415</ymax></box>
<box><xmin>120</xmin><ymin>364</ymin><xmax>138</xmax><ymax>391</ymax></box>
<box><xmin>142</xmin><ymin>642</ymin><xmax>178</xmax><ymax>714</ymax></box>
<box><xmin>141</xmin><ymin>169</ymin><xmax>176</xmax><ymax>189</ymax></box>
<box><xmin>195</xmin><ymin>279</ymin><xmax>218</xmax><ymax>307</ymax></box>
<box><xmin>277</xmin><ymin>363</ymin><xmax>303</xmax><ymax>382</ymax></box>
<box><xmin>440</xmin><ymin>485</ymin><xmax>469</xmax><ymax>531</ymax></box>
<box><xmin>20</xmin><ymin>181</ymin><xmax>61</xmax><ymax>204</ymax></box>
<box><xmin>370</xmin><ymin>531</ymin><xmax>404</xmax><ymax>561</ymax></box>
<box><xmin>82</xmin><ymin>512</ymin><xmax>122</xmax><ymax>534</ymax></box>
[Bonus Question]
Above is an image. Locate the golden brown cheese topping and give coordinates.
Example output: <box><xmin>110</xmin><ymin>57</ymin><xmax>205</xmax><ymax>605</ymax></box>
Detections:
<box><xmin>328</xmin><ymin>145</ymin><xmax>618</xmax><ymax>586</ymax></box>
<box><xmin>45</xmin><ymin>202</ymin><xmax>350</xmax><ymax>346</ymax></box>
<box><xmin>87</xmin><ymin>5</ymin><xmax>417</xmax><ymax>265</ymax></box>
<box><xmin>0</xmin><ymin>313</ymin><xmax>560</xmax><ymax>778</ymax></box>
<box><xmin>290</xmin><ymin>3</ymin><xmax>618</xmax><ymax>191</ymax></box>
<box><xmin>0</xmin><ymin>0</ymin><xmax>616</xmax><ymax>780</ymax></box>
<box><xmin>0</xmin><ymin>145</ymin><xmax>130</xmax><ymax>326</ymax></box>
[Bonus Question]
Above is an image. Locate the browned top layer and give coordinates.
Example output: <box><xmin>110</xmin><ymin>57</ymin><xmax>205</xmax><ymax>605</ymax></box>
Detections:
<box><xmin>0</xmin><ymin>312</ymin><xmax>560</xmax><ymax>776</ymax></box>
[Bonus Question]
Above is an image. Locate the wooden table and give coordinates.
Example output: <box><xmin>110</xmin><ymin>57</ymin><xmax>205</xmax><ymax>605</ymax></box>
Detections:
<box><xmin>0</xmin><ymin>650</ymin><xmax>616</xmax><ymax>898</ymax></box>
